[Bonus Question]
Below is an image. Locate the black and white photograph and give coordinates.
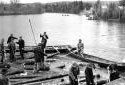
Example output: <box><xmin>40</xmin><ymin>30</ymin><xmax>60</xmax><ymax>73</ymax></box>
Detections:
<box><xmin>0</xmin><ymin>0</ymin><xmax>125</xmax><ymax>85</ymax></box>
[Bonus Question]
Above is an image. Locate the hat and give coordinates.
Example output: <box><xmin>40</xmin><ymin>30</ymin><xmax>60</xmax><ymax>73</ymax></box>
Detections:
<box><xmin>72</xmin><ymin>62</ymin><xmax>78</xmax><ymax>67</ymax></box>
<box><xmin>87</xmin><ymin>63</ymin><xmax>92</xmax><ymax>68</ymax></box>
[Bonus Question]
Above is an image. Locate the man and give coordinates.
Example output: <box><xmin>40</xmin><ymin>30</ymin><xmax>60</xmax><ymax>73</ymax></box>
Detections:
<box><xmin>40</xmin><ymin>32</ymin><xmax>48</xmax><ymax>50</ymax></box>
<box><xmin>0</xmin><ymin>39</ymin><xmax>5</xmax><ymax>63</ymax></box>
<box><xmin>16</xmin><ymin>36</ymin><xmax>25</xmax><ymax>59</ymax></box>
<box><xmin>77</xmin><ymin>39</ymin><xmax>84</xmax><ymax>57</ymax></box>
<box><xmin>0</xmin><ymin>68</ymin><xmax>9</xmax><ymax>85</ymax></box>
<box><xmin>7</xmin><ymin>34</ymin><xmax>17</xmax><ymax>44</ymax></box>
<box><xmin>108</xmin><ymin>64</ymin><xmax>120</xmax><ymax>82</ymax></box>
<box><xmin>85</xmin><ymin>63</ymin><xmax>95</xmax><ymax>85</ymax></box>
<box><xmin>8</xmin><ymin>38</ymin><xmax>16</xmax><ymax>62</ymax></box>
<box><xmin>69</xmin><ymin>62</ymin><xmax>80</xmax><ymax>85</ymax></box>
<box><xmin>33</xmin><ymin>43</ymin><xmax>47</xmax><ymax>73</ymax></box>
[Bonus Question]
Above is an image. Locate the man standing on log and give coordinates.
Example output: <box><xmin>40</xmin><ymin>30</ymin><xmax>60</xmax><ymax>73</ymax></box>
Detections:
<box><xmin>77</xmin><ymin>39</ymin><xmax>84</xmax><ymax>58</ymax></box>
<box><xmin>33</xmin><ymin>43</ymin><xmax>47</xmax><ymax>73</ymax></box>
<box><xmin>0</xmin><ymin>38</ymin><xmax>5</xmax><ymax>63</ymax></box>
<box><xmin>40</xmin><ymin>32</ymin><xmax>48</xmax><ymax>51</ymax></box>
<box><xmin>16</xmin><ymin>36</ymin><xmax>25</xmax><ymax>59</ymax></box>
<box><xmin>69</xmin><ymin>62</ymin><xmax>80</xmax><ymax>85</ymax></box>
<box><xmin>85</xmin><ymin>63</ymin><xmax>95</xmax><ymax>85</ymax></box>
<box><xmin>8</xmin><ymin>38</ymin><xmax>16</xmax><ymax>62</ymax></box>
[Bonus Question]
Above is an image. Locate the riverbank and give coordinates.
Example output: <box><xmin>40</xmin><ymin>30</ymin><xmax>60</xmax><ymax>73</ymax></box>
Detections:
<box><xmin>0</xmin><ymin>3</ymin><xmax>45</xmax><ymax>15</ymax></box>
<box><xmin>0</xmin><ymin>1</ymin><xmax>91</xmax><ymax>15</ymax></box>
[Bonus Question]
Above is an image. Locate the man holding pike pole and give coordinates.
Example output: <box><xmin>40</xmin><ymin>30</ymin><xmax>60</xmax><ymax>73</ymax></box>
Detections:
<box><xmin>40</xmin><ymin>32</ymin><xmax>48</xmax><ymax>52</ymax></box>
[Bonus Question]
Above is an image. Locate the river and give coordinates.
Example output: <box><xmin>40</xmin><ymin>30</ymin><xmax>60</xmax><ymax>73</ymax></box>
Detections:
<box><xmin>0</xmin><ymin>13</ymin><xmax>125</xmax><ymax>62</ymax></box>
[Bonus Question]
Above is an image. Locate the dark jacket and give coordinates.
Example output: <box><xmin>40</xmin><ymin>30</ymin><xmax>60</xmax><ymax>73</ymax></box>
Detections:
<box><xmin>34</xmin><ymin>47</ymin><xmax>47</xmax><ymax>62</ymax></box>
<box><xmin>16</xmin><ymin>39</ymin><xmax>25</xmax><ymax>49</ymax></box>
<box><xmin>0</xmin><ymin>75</ymin><xmax>9</xmax><ymax>85</ymax></box>
<box><xmin>85</xmin><ymin>67</ymin><xmax>94</xmax><ymax>82</ymax></box>
<box><xmin>0</xmin><ymin>43</ymin><xmax>4</xmax><ymax>53</ymax></box>
<box><xmin>110</xmin><ymin>71</ymin><xmax>119</xmax><ymax>81</ymax></box>
<box><xmin>40</xmin><ymin>35</ymin><xmax>48</xmax><ymax>44</ymax></box>
<box><xmin>7</xmin><ymin>36</ymin><xmax>17</xmax><ymax>44</ymax></box>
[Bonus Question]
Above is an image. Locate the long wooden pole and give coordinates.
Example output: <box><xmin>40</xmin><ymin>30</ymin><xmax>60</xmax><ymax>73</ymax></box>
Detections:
<box><xmin>29</xmin><ymin>19</ymin><xmax>37</xmax><ymax>45</ymax></box>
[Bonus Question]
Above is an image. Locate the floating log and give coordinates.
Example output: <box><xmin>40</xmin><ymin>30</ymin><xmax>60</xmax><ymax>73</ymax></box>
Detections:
<box><xmin>9</xmin><ymin>75</ymin><xmax>41</xmax><ymax>79</ymax></box>
<box><xmin>7</xmin><ymin>70</ymin><xmax>24</xmax><ymax>76</ymax></box>
<box><xmin>24</xmin><ymin>65</ymin><xmax>50</xmax><ymax>71</ymax></box>
<box><xmin>57</xmin><ymin>64</ymin><xmax>65</xmax><ymax>69</ymax></box>
<box><xmin>5</xmin><ymin>45</ymin><xmax>70</xmax><ymax>54</ymax></box>
<box><xmin>24</xmin><ymin>60</ymin><xmax>35</xmax><ymax>65</ymax></box>
<box><xmin>46</xmin><ymin>59</ymin><xmax>57</xmax><ymax>63</ymax></box>
<box><xmin>68</xmin><ymin>53</ymin><xmax>113</xmax><ymax>68</ymax></box>
<box><xmin>13</xmin><ymin>73</ymin><xmax>68</xmax><ymax>85</ymax></box>
<box><xmin>24</xmin><ymin>65</ymin><xmax>34</xmax><ymax>70</ymax></box>
<box><xmin>68</xmin><ymin>52</ymin><xmax>125</xmax><ymax>72</ymax></box>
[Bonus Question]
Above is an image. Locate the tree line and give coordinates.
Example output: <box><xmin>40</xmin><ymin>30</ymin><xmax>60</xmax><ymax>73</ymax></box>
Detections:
<box><xmin>0</xmin><ymin>1</ymin><xmax>92</xmax><ymax>15</ymax></box>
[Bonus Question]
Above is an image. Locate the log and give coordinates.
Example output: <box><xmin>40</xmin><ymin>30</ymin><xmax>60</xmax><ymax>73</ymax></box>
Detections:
<box><xmin>7</xmin><ymin>70</ymin><xmax>24</xmax><ymax>76</ymax></box>
<box><xmin>13</xmin><ymin>74</ymin><xmax>68</xmax><ymax>85</ymax></box>
<box><xmin>24</xmin><ymin>61</ymin><xmax>35</xmax><ymax>65</ymax></box>
<box><xmin>0</xmin><ymin>63</ymin><xmax>11</xmax><ymax>69</ymax></box>
<box><xmin>57</xmin><ymin>65</ymin><xmax>65</xmax><ymax>69</ymax></box>
<box><xmin>24</xmin><ymin>65</ymin><xmax>50</xmax><ymax>71</ymax></box>
<box><xmin>9</xmin><ymin>75</ymin><xmax>41</xmax><ymax>79</ymax></box>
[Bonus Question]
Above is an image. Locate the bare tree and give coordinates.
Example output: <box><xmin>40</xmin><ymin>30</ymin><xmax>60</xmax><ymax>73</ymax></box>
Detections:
<box><xmin>10</xmin><ymin>0</ymin><xmax>20</xmax><ymax>13</ymax></box>
<box><xmin>10</xmin><ymin>0</ymin><xmax>20</xmax><ymax>4</ymax></box>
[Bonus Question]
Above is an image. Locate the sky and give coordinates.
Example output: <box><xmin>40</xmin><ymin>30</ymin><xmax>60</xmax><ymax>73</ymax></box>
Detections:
<box><xmin>0</xmin><ymin>0</ymin><xmax>120</xmax><ymax>3</ymax></box>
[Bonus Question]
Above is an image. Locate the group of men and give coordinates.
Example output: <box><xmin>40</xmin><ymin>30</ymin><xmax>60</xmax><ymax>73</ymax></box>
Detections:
<box><xmin>0</xmin><ymin>32</ymin><xmax>48</xmax><ymax>63</ymax></box>
<box><xmin>69</xmin><ymin>62</ymin><xmax>120</xmax><ymax>85</ymax></box>
<box><xmin>0</xmin><ymin>34</ymin><xmax>25</xmax><ymax>62</ymax></box>
<box><xmin>7</xmin><ymin>34</ymin><xmax>25</xmax><ymax>62</ymax></box>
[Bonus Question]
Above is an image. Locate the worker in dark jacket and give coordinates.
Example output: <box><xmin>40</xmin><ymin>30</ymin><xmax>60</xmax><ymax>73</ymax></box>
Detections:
<box><xmin>8</xmin><ymin>38</ymin><xmax>16</xmax><ymax>62</ymax></box>
<box><xmin>108</xmin><ymin>64</ymin><xmax>120</xmax><ymax>82</ymax></box>
<box><xmin>16</xmin><ymin>36</ymin><xmax>25</xmax><ymax>59</ymax></box>
<box><xmin>69</xmin><ymin>62</ymin><xmax>80</xmax><ymax>85</ymax></box>
<box><xmin>33</xmin><ymin>43</ymin><xmax>47</xmax><ymax>73</ymax></box>
<box><xmin>85</xmin><ymin>63</ymin><xmax>95</xmax><ymax>85</ymax></box>
<box><xmin>0</xmin><ymin>39</ymin><xmax>5</xmax><ymax>63</ymax></box>
<box><xmin>40</xmin><ymin>32</ymin><xmax>48</xmax><ymax>50</ymax></box>
<box><xmin>7</xmin><ymin>34</ymin><xmax>17</xmax><ymax>44</ymax></box>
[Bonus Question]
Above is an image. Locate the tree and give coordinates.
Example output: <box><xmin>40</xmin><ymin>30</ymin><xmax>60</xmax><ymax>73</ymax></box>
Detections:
<box><xmin>10</xmin><ymin>0</ymin><xmax>20</xmax><ymax>13</ymax></box>
<box><xmin>10</xmin><ymin>0</ymin><xmax>20</xmax><ymax>8</ymax></box>
<box><xmin>10</xmin><ymin>0</ymin><xmax>20</xmax><ymax>4</ymax></box>
<box><xmin>120</xmin><ymin>0</ymin><xmax>125</xmax><ymax>7</ymax></box>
